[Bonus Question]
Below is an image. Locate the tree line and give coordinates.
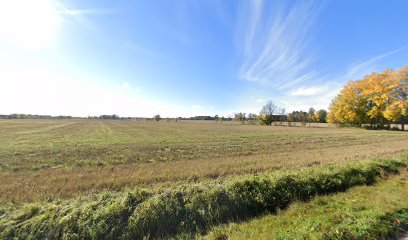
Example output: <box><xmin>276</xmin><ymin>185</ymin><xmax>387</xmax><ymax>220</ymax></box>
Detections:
<box><xmin>4</xmin><ymin>66</ymin><xmax>405</xmax><ymax>130</ymax></box>
<box><xmin>0</xmin><ymin>114</ymin><xmax>74</xmax><ymax>119</ymax></box>
<box><xmin>257</xmin><ymin>100</ymin><xmax>327</xmax><ymax>126</ymax></box>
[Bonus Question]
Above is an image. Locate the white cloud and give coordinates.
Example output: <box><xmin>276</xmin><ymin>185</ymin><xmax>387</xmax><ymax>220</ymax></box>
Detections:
<box><xmin>290</xmin><ymin>86</ymin><xmax>326</xmax><ymax>96</ymax></box>
<box><xmin>237</xmin><ymin>0</ymin><xmax>325</xmax><ymax>89</ymax></box>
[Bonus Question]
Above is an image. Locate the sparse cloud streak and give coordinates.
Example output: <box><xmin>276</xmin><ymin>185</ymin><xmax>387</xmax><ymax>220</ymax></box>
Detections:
<box><xmin>237</xmin><ymin>0</ymin><xmax>325</xmax><ymax>89</ymax></box>
<box><xmin>344</xmin><ymin>46</ymin><xmax>406</xmax><ymax>81</ymax></box>
<box><xmin>56</xmin><ymin>3</ymin><xmax>116</xmax><ymax>32</ymax></box>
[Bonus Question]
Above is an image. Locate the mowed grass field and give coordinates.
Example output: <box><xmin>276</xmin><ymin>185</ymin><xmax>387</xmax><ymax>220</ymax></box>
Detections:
<box><xmin>1</xmin><ymin>119</ymin><xmax>408</xmax><ymax>204</ymax></box>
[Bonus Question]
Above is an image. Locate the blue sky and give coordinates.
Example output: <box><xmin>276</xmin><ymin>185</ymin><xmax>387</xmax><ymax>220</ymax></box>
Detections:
<box><xmin>1</xmin><ymin>0</ymin><xmax>407</xmax><ymax>117</ymax></box>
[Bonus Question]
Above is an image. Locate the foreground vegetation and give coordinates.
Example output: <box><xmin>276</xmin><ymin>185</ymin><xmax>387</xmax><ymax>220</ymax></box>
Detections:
<box><xmin>1</xmin><ymin>120</ymin><xmax>408</xmax><ymax>203</ymax></box>
<box><xmin>204</xmin><ymin>167</ymin><xmax>408</xmax><ymax>240</ymax></box>
<box><xmin>1</xmin><ymin>157</ymin><xmax>406</xmax><ymax>239</ymax></box>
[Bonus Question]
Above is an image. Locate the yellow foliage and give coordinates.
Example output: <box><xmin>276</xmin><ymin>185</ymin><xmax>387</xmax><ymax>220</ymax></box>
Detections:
<box><xmin>328</xmin><ymin>66</ymin><xmax>408</xmax><ymax>126</ymax></box>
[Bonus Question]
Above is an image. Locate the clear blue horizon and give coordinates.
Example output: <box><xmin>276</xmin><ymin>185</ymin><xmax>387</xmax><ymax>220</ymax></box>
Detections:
<box><xmin>1</xmin><ymin>0</ymin><xmax>407</xmax><ymax>117</ymax></box>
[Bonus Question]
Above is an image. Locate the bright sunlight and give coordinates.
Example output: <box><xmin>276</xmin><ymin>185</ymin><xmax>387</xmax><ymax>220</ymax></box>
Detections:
<box><xmin>0</xmin><ymin>0</ymin><xmax>59</xmax><ymax>51</ymax></box>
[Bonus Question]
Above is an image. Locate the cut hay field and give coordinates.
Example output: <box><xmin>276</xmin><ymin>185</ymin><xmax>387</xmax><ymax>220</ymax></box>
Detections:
<box><xmin>1</xmin><ymin>119</ymin><xmax>408</xmax><ymax>239</ymax></box>
<box><xmin>1</xmin><ymin>119</ymin><xmax>408</xmax><ymax>203</ymax></box>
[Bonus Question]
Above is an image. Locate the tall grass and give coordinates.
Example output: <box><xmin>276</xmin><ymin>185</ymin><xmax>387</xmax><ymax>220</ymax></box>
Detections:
<box><xmin>1</xmin><ymin>157</ymin><xmax>406</xmax><ymax>239</ymax></box>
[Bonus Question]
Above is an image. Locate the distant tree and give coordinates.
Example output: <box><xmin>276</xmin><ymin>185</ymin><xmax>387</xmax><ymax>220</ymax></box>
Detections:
<box><xmin>308</xmin><ymin>108</ymin><xmax>316</xmax><ymax>123</ymax></box>
<box><xmin>287</xmin><ymin>110</ymin><xmax>308</xmax><ymax>126</ymax></box>
<box><xmin>278</xmin><ymin>108</ymin><xmax>286</xmax><ymax>125</ymax></box>
<box><xmin>259</xmin><ymin>100</ymin><xmax>278</xmax><ymax>125</ymax></box>
<box><xmin>154</xmin><ymin>114</ymin><xmax>161</xmax><ymax>121</ymax></box>
<box><xmin>247</xmin><ymin>113</ymin><xmax>258</xmax><ymax>121</ymax></box>
<box><xmin>99</xmin><ymin>114</ymin><xmax>120</xmax><ymax>120</ymax></box>
<box><xmin>234</xmin><ymin>112</ymin><xmax>245</xmax><ymax>122</ymax></box>
<box><xmin>287</xmin><ymin>113</ymin><xmax>294</xmax><ymax>122</ymax></box>
<box><xmin>315</xmin><ymin>109</ymin><xmax>328</xmax><ymax>123</ymax></box>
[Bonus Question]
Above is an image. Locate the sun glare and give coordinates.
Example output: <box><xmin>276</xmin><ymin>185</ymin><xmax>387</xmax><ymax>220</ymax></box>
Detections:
<box><xmin>0</xmin><ymin>0</ymin><xmax>59</xmax><ymax>51</ymax></box>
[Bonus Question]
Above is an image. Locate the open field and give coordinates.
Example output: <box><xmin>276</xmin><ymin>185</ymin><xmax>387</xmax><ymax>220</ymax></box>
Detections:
<box><xmin>1</xmin><ymin>119</ymin><xmax>408</xmax><ymax>239</ymax></box>
<box><xmin>1</xmin><ymin>119</ymin><xmax>408</xmax><ymax>203</ymax></box>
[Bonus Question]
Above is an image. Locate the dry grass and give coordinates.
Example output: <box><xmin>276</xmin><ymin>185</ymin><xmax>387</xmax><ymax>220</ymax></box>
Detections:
<box><xmin>1</xmin><ymin>119</ymin><xmax>408</xmax><ymax>203</ymax></box>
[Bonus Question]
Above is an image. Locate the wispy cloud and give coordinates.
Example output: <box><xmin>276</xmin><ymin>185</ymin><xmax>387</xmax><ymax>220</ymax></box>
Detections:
<box><xmin>237</xmin><ymin>0</ymin><xmax>325</xmax><ymax>89</ymax></box>
<box><xmin>284</xmin><ymin>46</ymin><xmax>406</xmax><ymax>110</ymax></box>
<box><xmin>344</xmin><ymin>46</ymin><xmax>406</xmax><ymax>81</ymax></box>
<box><xmin>57</xmin><ymin>2</ymin><xmax>116</xmax><ymax>32</ymax></box>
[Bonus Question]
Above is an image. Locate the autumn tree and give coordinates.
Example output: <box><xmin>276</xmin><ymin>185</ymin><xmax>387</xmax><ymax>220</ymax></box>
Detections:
<box><xmin>328</xmin><ymin>66</ymin><xmax>408</xmax><ymax>130</ymax></box>
<box><xmin>383</xmin><ymin>66</ymin><xmax>408</xmax><ymax>130</ymax></box>
<box><xmin>328</xmin><ymin>80</ymin><xmax>368</xmax><ymax>126</ymax></box>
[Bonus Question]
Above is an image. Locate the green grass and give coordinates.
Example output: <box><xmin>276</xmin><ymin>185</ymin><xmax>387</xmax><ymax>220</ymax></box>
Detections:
<box><xmin>203</xmin><ymin>168</ymin><xmax>408</xmax><ymax>240</ymax></box>
<box><xmin>0</xmin><ymin>157</ymin><xmax>406</xmax><ymax>240</ymax></box>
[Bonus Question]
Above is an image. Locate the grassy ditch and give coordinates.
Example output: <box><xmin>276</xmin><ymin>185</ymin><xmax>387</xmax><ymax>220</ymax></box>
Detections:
<box><xmin>0</xmin><ymin>157</ymin><xmax>406</xmax><ymax>239</ymax></box>
<box><xmin>203</xmin><ymin>170</ymin><xmax>408</xmax><ymax>240</ymax></box>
